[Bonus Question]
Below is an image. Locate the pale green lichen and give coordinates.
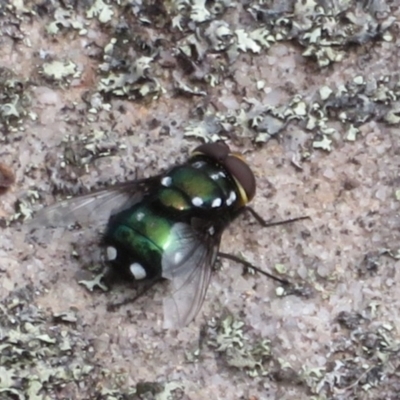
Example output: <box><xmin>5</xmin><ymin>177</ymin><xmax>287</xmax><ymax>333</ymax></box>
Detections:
<box><xmin>61</xmin><ymin>130</ymin><xmax>119</xmax><ymax>168</ymax></box>
<box><xmin>184</xmin><ymin>112</ymin><xmax>223</xmax><ymax>142</ymax></box>
<box><xmin>46</xmin><ymin>8</ymin><xmax>85</xmax><ymax>35</ymax></box>
<box><xmin>4</xmin><ymin>1</ymin><xmax>400</xmax><ymax>398</ymax></box>
<box><xmin>346</xmin><ymin>124</ymin><xmax>359</xmax><ymax>141</ymax></box>
<box><xmin>42</xmin><ymin>60</ymin><xmax>80</xmax><ymax>81</ymax></box>
<box><xmin>207</xmin><ymin>315</ymin><xmax>272</xmax><ymax>377</ymax></box>
<box><xmin>0</xmin><ymin>68</ymin><xmax>30</xmax><ymax>132</ymax></box>
<box><xmin>10</xmin><ymin>190</ymin><xmax>40</xmax><ymax>222</ymax></box>
<box><xmin>313</xmin><ymin>135</ymin><xmax>332</xmax><ymax>152</ymax></box>
<box><xmin>190</xmin><ymin>0</ymin><xmax>211</xmax><ymax>23</ymax></box>
<box><xmin>56</xmin><ymin>0</ymin><xmax>397</xmax><ymax>154</ymax></box>
<box><xmin>0</xmin><ymin>291</ymin><xmax>94</xmax><ymax>399</ymax></box>
<box><xmin>86</xmin><ymin>0</ymin><xmax>114</xmax><ymax>24</ymax></box>
<box><xmin>274</xmin><ymin>263</ymin><xmax>287</xmax><ymax>274</ymax></box>
<box><xmin>235</xmin><ymin>29</ymin><xmax>262</xmax><ymax>53</ymax></box>
<box><xmin>135</xmin><ymin>381</ymin><xmax>184</xmax><ymax>400</ymax></box>
<box><xmin>98</xmin><ymin>44</ymin><xmax>162</xmax><ymax>100</ymax></box>
<box><xmin>303</xmin><ymin>306</ymin><xmax>400</xmax><ymax>397</ymax></box>
<box><xmin>182</xmin><ymin>70</ymin><xmax>400</xmax><ymax>147</ymax></box>
<box><xmin>79</xmin><ymin>271</ymin><xmax>109</xmax><ymax>292</ymax></box>
<box><xmin>1</xmin><ymin>289</ymin><xmax>186</xmax><ymax>399</ymax></box>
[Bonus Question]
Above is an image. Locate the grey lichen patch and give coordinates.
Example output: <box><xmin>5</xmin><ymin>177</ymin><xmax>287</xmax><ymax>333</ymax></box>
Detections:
<box><xmin>0</xmin><ymin>67</ymin><xmax>31</xmax><ymax>133</ymax></box>
<box><xmin>302</xmin><ymin>308</ymin><xmax>400</xmax><ymax>398</ymax></box>
<box><xmin>67</xmin><ymin>0</ymin><xmax>394</xmax><ymax>110</ymax></box>
<box><xmin>96</xmin><ymin>380</ymin><xmax>184</xmax><ymax>400</ymax></box>
<box><xmin>135</xmin><ymin>381</ymin><xmax>184</xmax><ymax>400</ymax></box>
<box><xmin>247</xmin><ymin>1</ymin><xmax>395</xmax><ymax>66</ymax></box>
<box><xmin>184</xmin><ymin>111</ymin><xmax>223</xmax><ymax>142</ymax></box>
<box><xmin>28</xmin><ymin>0</ymin><xmax>395</xmax><ymax>124</ymax></box>
<box><xmin>97</xmin><ymin>35</ymin><xmax>162</xmax><ymax>101</ymax></box>
<box><xmin>235</xmin><ymin>29</ymin><xmax>265</xmax><ymax>54</ymax></box>
<box><xmin>79</xmin><ymin>271</ymin><xmax>109</xmax><ymax>292</ymax></box>
<box><xmin>53</xmin><ymin>310</ymin><xmax>78</xmax><ymax>324</ymax></box>
<box><xmin>293</xmin><ymin>1</ymin><xmax>394</xmax><ymax>67</ymax></box>
<box><xmin>61</xmin><ymin>130</ymin><xmax>120</xmax><ymax>168</ymax></box>
<box><xmin>1</xmin><ymin>288</ymin><xmax>182</xmax><ymax>399</ymax></box>
<box><xmin>86</xmin><ymin>0</ymin><xmax>114</xmax><ymax>24</ymax></box>
<box><xmin>11</xmin><ymin>190</ymin><xmax>40</xmax><ymax>222</ymax></box>
<box><xmin>169</xmin><ymin>0</ymin><xmax>394</xmax><ymax>68</ymax></box>
<box><xmin>184</xmin><ymin>72</ymin><xmax>400</xmax><ymax>148</ymax></box>
<box><xmin>41</xmin><ymin>60</ymin><xmax>80</xmax><ymax>82</ymax></box>
<box><xmin>46</xmin><ymin>8</ymin><xmax>86</xmax><ymax>35</ymax></box>
<box><xmin>38</xmin><ymin>129</ymin><xmax>122</xmax><ymax>196</ymax></box>
<box><xmin>206</xmin><ymin>315</ymin><xmax>272</xmax><ymax>377</ymax></box>
<box><xmin>183</xmin><ymin>98</ymin><xmax>296</xmax><ymax>144</ymax></box>
<box><xmin>312</xmin><ymin>135</ymin><xmax>332</xmax><ymax>152</ymax></box>
<box><xmin>0</xmin><ymin>289</ymin><xmax>95</xmax><ymax>399</ymax></box>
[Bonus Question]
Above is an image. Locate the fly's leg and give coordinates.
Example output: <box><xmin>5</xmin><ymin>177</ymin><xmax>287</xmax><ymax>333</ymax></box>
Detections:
<box><xmin>244</xmin><ymin>206</ymin><xmax>310</xmax><ymax>228</ymax></box>
<box><xmin>219</xmin><ymin>208</ymin><xmax>310</xmax><ymax>290</ymax></box>
<box><xmin>218</xmin><ymin>252</ymin><xmax>313</xmax><ymax>298</ymax></box>
<box><xmin>218</xmin><ymin>251</ymin><xmax>290</xmax><ymax>286</ymax></box>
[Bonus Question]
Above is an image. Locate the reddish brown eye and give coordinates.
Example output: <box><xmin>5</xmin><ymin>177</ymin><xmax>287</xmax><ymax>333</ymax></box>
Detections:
<box><xmin>192</xmin><ymin>142</ymin><xmax>230</xmax><ymax>162</ymax></box>
<box><xmin>224</xmin><ymin>155</ymin><xmax>256</xmax><ymax>203</ymax></box>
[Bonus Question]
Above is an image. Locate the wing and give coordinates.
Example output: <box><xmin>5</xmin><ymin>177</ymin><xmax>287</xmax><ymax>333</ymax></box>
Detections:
<box><xmin>28</xmin><ymin>176</ymin><xmax>161</xmax><ymax>229</ymax></box>
<box><xmin>161</xmin><ymin>221</ymin><xmax>222</xmax><ymax>329</ymax></box>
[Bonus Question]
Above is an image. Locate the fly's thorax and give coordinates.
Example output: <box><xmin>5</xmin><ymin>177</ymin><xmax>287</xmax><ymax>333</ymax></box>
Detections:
<box><xmin>191</xmin><ymin>143</ymin><xmax>256</xmax><ymax>207</ymax></box>
<box><xmin>157</xmin><ymin>187</ymin><xmax>192</xmax><ymax>211</ymax></box>
<box><xmin>156</xmin><ymin>157</ymin><xmax>242</xmax><ymax>213</ymax></box>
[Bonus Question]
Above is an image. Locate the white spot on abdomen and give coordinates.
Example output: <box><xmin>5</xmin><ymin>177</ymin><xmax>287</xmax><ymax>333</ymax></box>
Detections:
<box><xmin>129</xmin><ymin>263</ymin><xmax>147</xmax><ymax>280</ymax></box>
<box><xmin>106</xmin><ymin>246</ymin><xmax>117</xmax><ymax>261</ymax></box>
<box><xmin>136</xmin><ymin>212</ymin><xmax>145</xmax><ymax>221</ymax></box>
<box><xmin>192</xmin><ymin>197</ymin><xmax>203</xmax><ymax>207</ymax></box>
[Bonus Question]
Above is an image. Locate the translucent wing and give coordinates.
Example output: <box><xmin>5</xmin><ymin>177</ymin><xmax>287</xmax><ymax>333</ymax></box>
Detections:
<box><xmin>161</xmin><ymin>221</ymin><xmax>221</xmax><ymax>328</ymax></box>
<box><xmin>29</xmin><ymin>177</ymin><xmax>161</xmax><ymax>229</ymax></box>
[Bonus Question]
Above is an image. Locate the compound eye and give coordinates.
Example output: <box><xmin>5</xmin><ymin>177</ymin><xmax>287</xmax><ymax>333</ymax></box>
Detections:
<box><xmin>192</xmin><ymin>142</ymin><xmax>230</xmax><ymax>162</ymax></box>
<box><xmin>224</xmin><ymin>155</ymin><xmax>256</xmax><ymax>203</ymax></box>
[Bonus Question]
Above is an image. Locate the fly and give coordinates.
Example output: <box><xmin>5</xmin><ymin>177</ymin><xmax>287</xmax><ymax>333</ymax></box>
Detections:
<box><xmin>30</xmin><ymin>142</ymin><xmax>307</xmax><ymax>327</ymax></box>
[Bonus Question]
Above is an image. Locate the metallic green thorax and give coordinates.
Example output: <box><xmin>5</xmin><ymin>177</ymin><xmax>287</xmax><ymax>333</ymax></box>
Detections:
<box><xmin>104</xmin><ymin>155</ymin><xmax>242</xmax><ymax>278</ymax></box>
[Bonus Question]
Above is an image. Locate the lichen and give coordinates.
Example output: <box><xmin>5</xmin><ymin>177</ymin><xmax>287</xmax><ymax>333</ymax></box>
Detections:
<box><xmin>3</xmin><ymin>1</ymin><xmax>400</xmax><ymax>398</ymax></box>
<box><xmin>207</xmin><ymin>315</ymin><xmax>272</xmax><ymax>377</ymax></box>
<box><xmin>41</xmin><ymin>60</ymin><xmax>80</xmax><ymax>82</ymax></box>
<box><xmin>0</xmin><ymin>67</ymin><xmax>30</xmax><ymax>134</ymax></box>
<box><xmin>303</xmin><ymin>307</ymin><xmax>400</xmax><ymax>397</ymax></box>
<box><xmin>0</xmin><ymin>289</ymin><xmax>95</xmax><ymax>399</ymax></box>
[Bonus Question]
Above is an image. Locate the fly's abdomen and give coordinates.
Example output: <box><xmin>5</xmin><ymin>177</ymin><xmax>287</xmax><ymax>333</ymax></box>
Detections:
<box><xmin>104</xmin><ymin>205</ymin><xmax>174</xmax><ymax>279</ymax></box>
